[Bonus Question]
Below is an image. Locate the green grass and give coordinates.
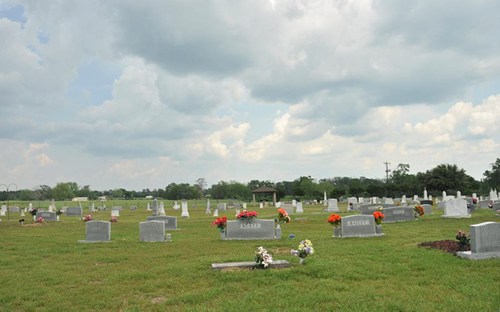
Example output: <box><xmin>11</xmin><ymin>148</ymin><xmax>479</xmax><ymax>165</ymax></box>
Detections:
<box><xmin>1</xmin><ymin>201</ymin><xmax>499</xmax><ymax>311</ymax></box>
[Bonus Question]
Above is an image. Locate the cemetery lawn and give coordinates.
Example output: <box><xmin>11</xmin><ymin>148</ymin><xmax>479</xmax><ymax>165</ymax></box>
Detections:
<box><xmin>1</xmin><ymin>201</ymin><xmax>499</xmax><ymax>311</ymax></box>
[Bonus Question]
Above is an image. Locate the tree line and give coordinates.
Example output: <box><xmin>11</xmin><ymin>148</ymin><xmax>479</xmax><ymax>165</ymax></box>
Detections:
<box><xmin>2</xmin><ymin>159</ymin><xmax>499</xmax><ymax>202</ymax></box>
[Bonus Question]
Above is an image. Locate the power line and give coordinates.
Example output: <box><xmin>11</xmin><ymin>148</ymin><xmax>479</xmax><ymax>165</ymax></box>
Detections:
<box><xmin>384</xmin><ymin>161</ymin><xmax>391</xmax><ymax>183</ymax></box>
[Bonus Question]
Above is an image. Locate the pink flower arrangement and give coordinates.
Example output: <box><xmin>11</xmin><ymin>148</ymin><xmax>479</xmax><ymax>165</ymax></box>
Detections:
<box><xmin>83</xmin><ymin>214</ymin><xmax>93</xmax><ymax>222</ymax></box>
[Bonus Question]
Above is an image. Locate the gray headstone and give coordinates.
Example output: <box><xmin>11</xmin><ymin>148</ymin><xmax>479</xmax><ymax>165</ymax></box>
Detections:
<box><xmin>383</xmin><ymin>207</ymin><xmax>415</xmax><ymax>222</ymax></box>
<box><xmin>8</xmin><ymin>206</ymin><xmax>20</xmax><ymax>213</ymax></box>
<box><xmin>66</xmin><ymin>207</ymin><xmax>83</xmax><ymax>216</ymax></box>
<box><xmin>146</xmin><ymin>216</ymin><xmax>178</xmax><ymax>230</ymax></box>
<box><xmin>326</xmin><ymin>199</ymin><xmax>339</xmax><ymax>212</ymax></box>
<box><xmin>225</xmin><ymin>219</ymin><xmax>276</xmax><ymax>240</ymax></box>
<box><xmin>217</xmin><ymin>203</ymin><xmax>227</xmax><ymax>211</ymax></box>
<box><xmin>84</xmin><ymin>221</ymin><xmax>111</xmax><ymax>242</ymax></box>
<box><xmin>37</xmin><ymin>211</ymin><xmax>57</xmax><ymax>221</ymax></box>
<box><xmin>457</xmin><ymin>222</ymin><xmax>500</xmax><ymax>260</ymax></box>
<box><xmin>282</xmin><ymin>203</ymin><xmax>294</xmax><ymax>215</ymax></box>
<box><xmin>442</xmin><ymin>198</ymin><xmax>471</xmax><ymax>218</ymax></box>
<box><xmin>152</xmin><ymin>199</ymin><xmax>159</xmax><ymax>216</ymax></box>
<box><xmin>493</xmin><ymin>201</ymin><xmax>500</xmax><ymax>211</ymax></box>
<box><xmin>340</xmin><ymin>215</ymin><xmax>382</xmax><ymax>238</ymax></box>
<box><xmin>421</xmin><ymin>204</ymin><xmax>433</xmax><ymax>215</ymax></box>
<box><xmin>478</xmin><ymin>200</ymin><xmax>490</xmax><ymax>208</ymax></box>
<box><xmin>139</xmin><ymin>221</ymin><xmax>165</xmax><ymax>242</ymax></box>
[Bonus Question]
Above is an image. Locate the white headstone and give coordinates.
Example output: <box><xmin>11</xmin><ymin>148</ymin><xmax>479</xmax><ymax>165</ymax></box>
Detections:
<box><xmin>423</xmin><ymin>188</ymin><xmax>428</xmax><ymax>200</ymax></box>
<box><xmin>442</xmin><ymin>198</ymin><xmax>471</xmax><ymax>218</ymax></box>
<box><xmin>326</xmin><ymin>199</ymin><xmax>339</xmax><ymax>212</ymax></box>
<box><xmin>292</xmin><ymin>199</ymin><xmax>297</xmax><ymax>207</ymax></box>
<box><xmin>259</xmin><ymin>202</ymin><xmax>264</xmax><ymax>209</ymax></box>
<box><xmin>296</xmin><ymin>202</ymin><xmax>303</xmax><ymax>213</ymax></box>
<box><xmin>213</xmin><ymin>208</ymin><xmax>219</xmax><ymax>217</ymax></box>
<box><xmin>181</xmin><ymin>200</ymin><xmax>189</xmax><ymax>218</ymax></box>
<box><xmin>205</xmin><ymin>199</ymin><xmax>211</xmax><ymax>214</ymax></box>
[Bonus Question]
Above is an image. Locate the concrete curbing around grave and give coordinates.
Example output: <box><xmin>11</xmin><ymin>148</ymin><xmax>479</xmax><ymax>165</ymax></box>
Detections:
<box><xmin>456</xmin><ymin>251</ymin><xmax>500</xmax><ymax>260</ymax></box>
<box><xmin>211</xmin><ymin>260</ymin><xmax>291</xmax><ymax>270</ymax></box>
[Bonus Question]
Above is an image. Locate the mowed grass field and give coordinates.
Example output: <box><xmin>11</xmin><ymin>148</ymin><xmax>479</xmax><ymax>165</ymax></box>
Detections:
<box><xmin>0</xmin><ymin>200</ymin><xmax>499</xmax><ymax>311</ymax></box>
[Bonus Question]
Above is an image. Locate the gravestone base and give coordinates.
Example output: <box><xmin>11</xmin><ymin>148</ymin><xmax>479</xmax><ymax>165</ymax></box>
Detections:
<box><xmin>456</xmin><ymin>251</ymin><xmax>500</xmax><ymax>260</ymax></box>
<box><xmin>78</xmin><ymin>240</ymin><xmax>112</xmax><ymax>243</ymax></box>
<box><xmin>211</xmin><ymin>260</ymin><xmax>290</xmax><ymax>270</ymax></box>
<box><xmin>339</xmin><ymin>233</ymin><xmax>385</xmax><ymax>238</ymax></box>
<box><xmin>441</xmin><ymin>214</ymin><xmax>471</xmax><ymax>219</ymax></box>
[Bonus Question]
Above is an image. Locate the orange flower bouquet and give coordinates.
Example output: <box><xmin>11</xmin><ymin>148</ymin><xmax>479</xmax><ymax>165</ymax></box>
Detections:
<box><xmin>277</xmin><ymin>208</ymin><xmax>291</xmax><ymax>223</ymax></box>
<box><xmin>327</xmin><ymin>214</ymin><xmax>341</xmax><ymax>227</ymax></box>
<box><xmin>373</xmin><ymin>211</ymin><xmax>384</xmax><ymax>225</ymax></box>
<box><xmin>413</xmin><ymin>205</ymin><xmax>425</xmax><ymax>218</ymax></box>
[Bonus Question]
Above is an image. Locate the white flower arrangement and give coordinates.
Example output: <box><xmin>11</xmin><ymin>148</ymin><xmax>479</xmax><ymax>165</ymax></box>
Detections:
<box><xmin>255</xmin><ymin>246</ymin><xmax>273</xmax><ymax>268</ymax></box>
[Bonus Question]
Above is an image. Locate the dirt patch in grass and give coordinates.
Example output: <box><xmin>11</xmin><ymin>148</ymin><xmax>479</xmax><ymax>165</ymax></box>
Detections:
<box><xmin>418</xmin><ymin>240</ymin><xmax>470</xmax><ymax>254</ymax></box>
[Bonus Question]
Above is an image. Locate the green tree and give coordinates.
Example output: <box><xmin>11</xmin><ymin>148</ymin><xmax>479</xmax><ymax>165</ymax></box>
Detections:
<box><xmin>418</xmin><ymin>164</ymin><xmax>477</xmax><ymax>196</ymax></box>
<box><xmin>52</xmin><ymin>182</ymin><xmax>79</xmax><ymax>200</ymax></box>
<box><xmin>483</xmin><ymin>158</ymin><xmax>500</xmax><ymax>190</ymax></box>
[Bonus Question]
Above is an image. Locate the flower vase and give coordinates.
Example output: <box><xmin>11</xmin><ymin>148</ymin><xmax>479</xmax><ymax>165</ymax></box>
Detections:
<box><xmin>275</xmin><ymin>224</ymin><xmax>281</xmax><ymax>239</ymax></box>
<box><xmin>220</xmin><ymin>231</ymin><xmax>225</xmax><ymax>240</ymax></box>
<box><xmin>33</xmin><ymin>215</ymin><xmax>36</xmax><ymax>221</ymax></box>
<box><xmin>333</xmin><ymin>227</ymin><xmax>341</xmax><ymax>237</ymax></box>
<box><xmin>375</xmin><ymin>224</ymin><xmax>382</xmax><ymax>234</ymax></box>
<box><xmin>57</xmin><ymin>215</ymin><xmax>60</xmax><ymax>221</ymax></box>
<box><xmin>299</xmin><ymin>257</ymin><xmax>305</xmax><ymax>265</ymax></box>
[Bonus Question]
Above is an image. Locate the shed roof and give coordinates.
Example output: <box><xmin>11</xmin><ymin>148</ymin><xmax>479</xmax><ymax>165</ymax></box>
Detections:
<box><xmin>252</xmin><ymin>186</ymin><xmax>277</xmax><ymax>193</ymax></box>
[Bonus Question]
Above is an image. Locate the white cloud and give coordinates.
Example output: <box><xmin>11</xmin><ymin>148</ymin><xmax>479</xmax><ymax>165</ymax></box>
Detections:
<box><xmin>0</xmin><ymin>1</ymin><xmax>499</xmax><ymax>189</ymax></box>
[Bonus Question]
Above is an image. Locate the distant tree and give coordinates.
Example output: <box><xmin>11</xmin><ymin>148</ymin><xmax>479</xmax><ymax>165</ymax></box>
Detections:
<box><xmin>483</xmin><ymin>158</ymin><xmax>500</xmax><ymax>190</ymax></box>
<box><xmin>37</xmin><ymin>185</ymin><xmax>53</xmax><ymax>200</ymax></box>
<box><xmin>52</xmin><ymin>182</ymin><xmax>79</xmax><ymax>200</ymax></box>
<box><xmin>195</xmin><ymin>178</ymin><xmax>207</xmax><ymax>199</ymax></box>
<box><xmin>418</xmin><ymin>164</ymin><xmax>477</xmax><ymax>195</ymax></box>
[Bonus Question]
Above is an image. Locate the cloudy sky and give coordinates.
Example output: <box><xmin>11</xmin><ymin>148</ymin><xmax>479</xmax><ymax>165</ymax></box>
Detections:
<box><xmin>1</xmin><ymin>1</ymin><xmax>499</xmax><ymax>191</ymax></box>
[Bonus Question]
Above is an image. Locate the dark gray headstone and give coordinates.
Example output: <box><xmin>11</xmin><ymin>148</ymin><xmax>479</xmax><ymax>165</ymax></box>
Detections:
<box><xmin>340</xmin><ymin>215</ymin><xmax>382</xmax><ymax>238</ymax></box>
<box><xmin>139</xmin><ymin>221</ymin><xmax>165</xmax><ymax>242</ymax></box>
<box><xmin>225</xmin><ymin>219</ymin><xmax>276</xmax><ymax>240</ymax></box>
<box><xmin>383</xmin><ymin>207</ymin><xmax>415</xmax><ymax>222</ymax></box>
<box><xmin>66</xmin><ymin>207</ymin><xmax>83</xmax><ymax>216</ymax></box>
<box><xmin>83</xmin><ymin>221</ymin><xmax>111</xmax><ymax>242</ymax></box>
<box><xmin>146</xmin><ymin>216</ymin><xmax>178</xmax><ymax>230</ymax></box>
<box><xmin>37</xmin><ymin>211</ymin><xmax>57</xmax><ymax>221</ymax></box>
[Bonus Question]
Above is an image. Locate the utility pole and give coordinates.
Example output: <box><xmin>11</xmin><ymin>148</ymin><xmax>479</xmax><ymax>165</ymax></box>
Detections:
<box><xmin>384</xmin><ymin>161</ymin><xmax>391</xmax><ymax>183</ymax></box>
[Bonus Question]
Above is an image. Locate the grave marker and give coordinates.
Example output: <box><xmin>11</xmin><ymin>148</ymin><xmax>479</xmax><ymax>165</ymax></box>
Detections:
<box><xmin>79</xmin><ymin>221</ymin><xmax>111</xmax><ymax>242</ymax></box>
<box><xmin>225</xmin><ymin>219</ymin><xmax>276</xmax><ymax>240</ymax></box>
<box><xmin>139</xmin><ymin>221</ymin><xmax>165</xmax><ymax>242</ymax></box>
<box><xmin>340</xmin><ymin>215</ymin><xmax>383</xmax><ymax>238</ymax></box>
<box><xmin>146</xmin><ymin>216</ymin><xmax>178</xmax><ymax>230</ymax></box>
<box><xmin>457</xmin><ymin>222</ymin><xmax>500</xmax><ymax>260</ymax></box>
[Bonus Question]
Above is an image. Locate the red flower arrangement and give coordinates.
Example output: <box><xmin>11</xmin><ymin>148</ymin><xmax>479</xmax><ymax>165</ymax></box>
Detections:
<box><xmin>277</xmin><ymin>208</ymin><xmax>291</xmax><ymax>223</ymax></box>
<box><xmin>327</xmin><ymin>214</ymin><xmax>341</xmax><ymax>227</ymax></box>
<box><xmin>236</xmin><ymin>210</ymin><xmax>258</xmax><ymax>220</ymax></box>
<box><xmin>212</xmin><ymin>216</ymin><xmax>227</xmax><ymax>232</ymax></box>
<box><xmin>373</xmin><ymin>211</ymin><xmax>385</xmax><ymax>225</ymax></box>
